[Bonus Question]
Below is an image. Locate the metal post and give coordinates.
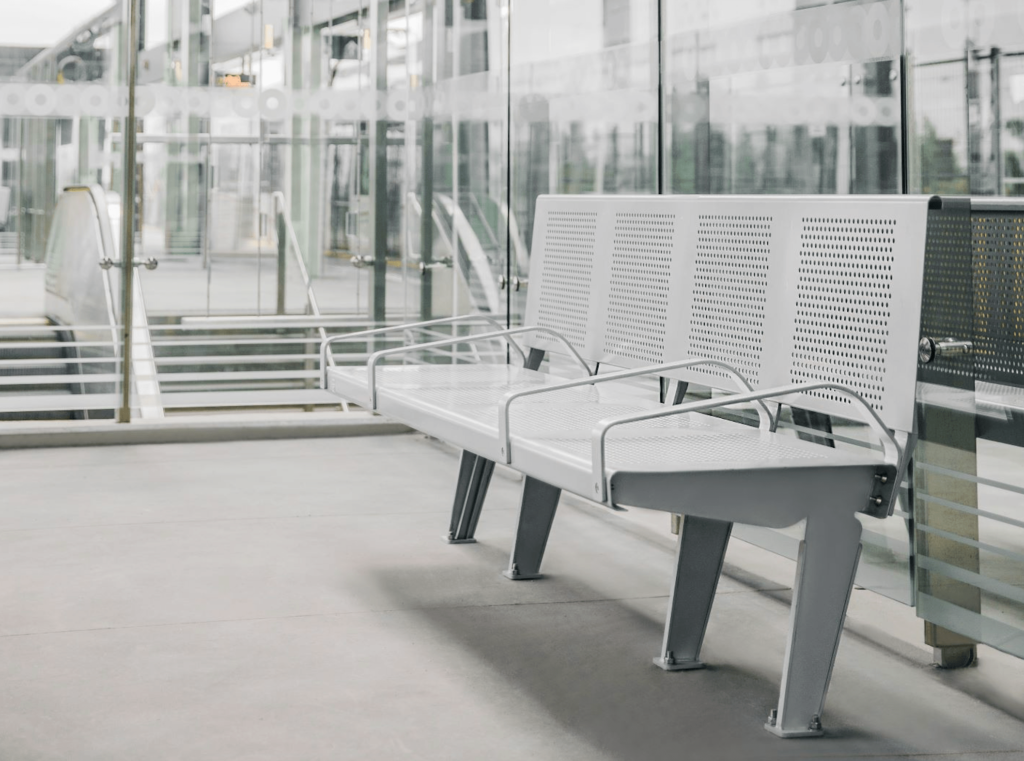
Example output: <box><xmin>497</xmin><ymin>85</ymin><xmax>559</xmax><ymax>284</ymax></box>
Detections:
<box><xmin>368</xmin><ymin>0</ymin><xmax>389</xmax><ymax>323</ymax></box>
<box><xmin>419</xmin><ymin>0</ymin><xmax>435</xmax><ymax>321</ymax></box>
<box><xmin>276</xmin><ymin>207</ymin><xmax>287</xmax><ymax>315</ymax></box>
<box><xmin>117</xmin><ymin>0</ymin><xmax>141</xmax><ymax>424</ymax></box>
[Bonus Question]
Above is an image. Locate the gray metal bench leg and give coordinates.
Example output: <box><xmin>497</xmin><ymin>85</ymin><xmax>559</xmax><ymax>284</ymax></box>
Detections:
<box><xmin>654</xmin><ymin>515</ymin><xmax>732</xmax><ymax>671</ymax></box>
<box><xmin>766</xmin><ymin>512</ymin><xmax>863</xmax><ymax>738</ymax></box>
<box><xmin>503</xmin><ymin>476</ymin><xmax>561</xmax><ymax>580</ymax></box>
<box><xmin>446</xmin><ymin>450</ymin><xmax>495</xmax><ymax>544</ymax></box>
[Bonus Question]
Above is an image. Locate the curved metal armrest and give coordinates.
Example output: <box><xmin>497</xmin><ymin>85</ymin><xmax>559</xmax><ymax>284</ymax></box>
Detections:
<box><xmin>319</xmin><ymin>314</ymin><xmax>513</xmax><ymax>388</ymax></box>
<box><xmin>497</xmin><ymin>357</ymin><xmax>773</xmax><ymax>463</ymax></box>
<box><xmin>365</xmin><ymin>326</ymin><xmax>593</xmax><ymax>409</ymax></box>
<box><xmin>589</xmin><ymin>381</ymin><xmax>903</xmax><ymax>503</ymax></box>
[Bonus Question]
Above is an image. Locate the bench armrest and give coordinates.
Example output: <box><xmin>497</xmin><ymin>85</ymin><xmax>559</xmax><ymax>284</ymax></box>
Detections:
<box><xmin>589</xmin><ymin>381</ymin><xmax>904</xmax><ymax>506</ymax></box>
<box><xmin>365</xmin><ymin>326</ymin><xmax>593</xmax><ymax>409</ymax></box>
<box><xmin>496</xmin><ymin>358</ymin><xmax>775</xmax><ymax>463</ymax></box>
<box><xmin>319</xmin><ymin>314</ymin><xmax>515</xmax><ymax>388</ymax></box>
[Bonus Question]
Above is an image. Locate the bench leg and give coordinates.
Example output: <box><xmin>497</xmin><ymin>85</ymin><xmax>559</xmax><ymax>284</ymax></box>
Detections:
<box><xmin>766</xmin><ymin>512</ymin><xmax>863</xmax><ymax>738</ymax></box>
<box><xmin>503</xmin><ymin>477</ymin><xmax>561</xmax><ymax>580</ymax></box>
<box><xmin>654</xmin><ymin>515</ymin><xmax>732</xmax><ymax>671</ymax></box>
<box><xmin>446</xmin><ymin>450</ymin><xmax>495</xmax><ymax>544</ymax></box>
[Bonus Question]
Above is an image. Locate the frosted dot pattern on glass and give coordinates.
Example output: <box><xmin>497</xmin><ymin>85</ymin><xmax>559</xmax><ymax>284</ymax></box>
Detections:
<box><xmin>603</xmin><ymin>213</ymin><xmax>674</xmax><ymax>363</ymax></box>
<box><xmin>536</xmin><ymin>211</ymin><xmax>598</xmax><ymax>348</ymax></box>
<box><xmin>791</xmin><ymin>216</ymin><xmax>897</xmax><ymax>410</ymax></box>
<box><xmin>689</xmin><ymin>215</ymin><xmax>771</xmax><ymax>384</ymax></box>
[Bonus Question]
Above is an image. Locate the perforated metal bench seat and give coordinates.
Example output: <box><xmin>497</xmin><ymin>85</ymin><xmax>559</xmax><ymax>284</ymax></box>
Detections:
<box><xmin>326</xmin><ymin>363</ymin><xmax>666</xmax><ymax>462</ymax></box>
<box><xmin>328</xmin><ymin>363</ymin><xmax>886</xmax><ymax>523</ymax></box>
<box><xmin>509</xmin><ymin>420</ymin><xmax>886</xmax><ymax>526</ymax></box>
<box><xmin>321</xmin><ymin>193</ymin><xmax>942</xmax><ymax>738</ymax></box>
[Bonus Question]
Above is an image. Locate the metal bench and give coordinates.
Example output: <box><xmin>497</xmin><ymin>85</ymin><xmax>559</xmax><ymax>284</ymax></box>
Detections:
<box><xmin>321</xmin><ymin>193</ymin><xmax>941</xmax><ymax>737</ymax></box>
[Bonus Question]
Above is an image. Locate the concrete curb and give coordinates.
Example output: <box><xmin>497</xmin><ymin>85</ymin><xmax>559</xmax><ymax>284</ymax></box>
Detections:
<box><xmin>0</xmin><ymin>414</ymin><xmax>411</xmax><ymax>450</ymax></box>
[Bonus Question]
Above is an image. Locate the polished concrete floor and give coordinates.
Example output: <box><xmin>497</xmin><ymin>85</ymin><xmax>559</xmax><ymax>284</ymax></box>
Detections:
<box><xmin>1</xmin><ymin>434</ymin><xmax>1023</xmax><ymax>760</ymax></box>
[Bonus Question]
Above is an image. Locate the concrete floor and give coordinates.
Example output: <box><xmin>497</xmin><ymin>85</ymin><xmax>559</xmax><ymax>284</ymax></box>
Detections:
<box><xmin>1</xmin><ymin>434</ymin><xmax>1023</xmax><ymax>760</ymax></box>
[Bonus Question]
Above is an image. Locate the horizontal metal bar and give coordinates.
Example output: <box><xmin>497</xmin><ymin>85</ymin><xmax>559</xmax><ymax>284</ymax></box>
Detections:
<box><xmin>0</xmin><ymin>324</ymin><xmax>121</xmax><ymax>334</ymax></box>
<box><xmin>0</xmin><ymin>373</ymin><xmax>120</xmax><ymax>387</ymax></box>
<box><xmin>917</xmin><ymin>492</ymin><xmax>1024</xmax><ymax>531</ymax></box>
<box><xmin>159</xmin><ymin>389</ymin><xmax>342</xmax><ymax>408</ymax></box>
<box><xmin>157</xmin><ymin>370</ymin><xmax>320</xmax><ymax>383</ymax></box>
<box><xmin>0</xmin><ymin>341</ymin><xmax>117</xmax><ymax>351</ymax></box>
<box><xmin>150</xmin><ymin>337</ymin><xmax>331</xmax><ymax>347</ymax></box>
<box><xmin>155</xmin><ymin>354</ymin><xmax>323</xmax><ymax>366</ymax></box>
<box><xmin>0</xmin><ymin>394</ymin><xmax>119</xmax><ymax>412</ymax></box>
<box><xmin>918</xmin><ymin>555</ymin><xmax>1024</xmax><ymax>607</ymax></box>
<box><xmin>916</xmin><ymin>593</ymin><xmax>1024</xmax><ymax>658</ymax></box>
<box><xmin>0</xmin><ymin>357</ymin><xmax>121</xmax><ymax>367</ymax></box>
<box><xmin>916</xmin><ymin>461</ymin><xmax>1024</xmax><ymax>498</ymax></box>
<box><xmin>917</xmin><ymin>523</ymin><xmax>1024</xmax><ymax>564</ymax></box>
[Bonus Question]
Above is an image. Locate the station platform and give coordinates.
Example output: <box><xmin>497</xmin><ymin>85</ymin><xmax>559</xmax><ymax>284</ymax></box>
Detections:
<box><xmin>1</xmin><ymin>434</ymin><xmax>1022</xmax><ymax>760</ymax></box>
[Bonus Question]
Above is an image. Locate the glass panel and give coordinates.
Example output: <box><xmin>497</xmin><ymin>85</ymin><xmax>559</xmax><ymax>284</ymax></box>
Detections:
<box><xmin>665</xmin><ymin>0</ymin><xmax>904</xmax><ymax>196</ymax></box>
<box><xmin>509</xmin><ymin>0</ymin><xmax>659</xmax><ymax>334</ymax></box>
<box><xmin>0</xmin><ymin>3</ymin><xmax>128</xmax><ymax>422</ymax></box>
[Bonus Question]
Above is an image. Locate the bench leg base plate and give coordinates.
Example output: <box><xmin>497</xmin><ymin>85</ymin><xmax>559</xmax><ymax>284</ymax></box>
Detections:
<box><xmin>502</xmin><ymin>569</ymin><xmax>544</xmax><ymax>581</ymax></box>
<box><xmin>445</xmin><ymin>536</ymin><xmax>477</xmax><ymax>545</ymax></box>
<box><xmin>763</xmin><ymin>722</ymin><xmax>825</xmax><ymax>739</ymax></box>
<box><xmin>653</xmin><ymin>656</ymin><xmax>705</xmax><ymax>672</ymax></box>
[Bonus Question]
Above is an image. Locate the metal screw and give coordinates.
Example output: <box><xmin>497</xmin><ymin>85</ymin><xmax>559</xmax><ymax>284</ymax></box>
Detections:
<box><xmin>664</xmin><ymin>650</ymin><xmax>676</xmax><ymax>665</ymax></box>
<box><xmin>510</xmin><ymin>563</ymin><xmax>519</xmax><ymax>577</ymax></box>
<box><xmin>870</xmin><ymin>496</ymin><xmax>884</xmax><ymax>507</ymax></box>
<box><xmin>767</xmin><ymin>709</ymin><xmax>778</xmax><ymax>727</ymax></box>
<box><xmin>809</xmin><ymin>715</ymin><xmax>822</xmax><ymax>732</ymax></box>
<box><xmin>875</xmin><ymin>473</ymin><xmax>889</xmax><ymax>484</ymax></box>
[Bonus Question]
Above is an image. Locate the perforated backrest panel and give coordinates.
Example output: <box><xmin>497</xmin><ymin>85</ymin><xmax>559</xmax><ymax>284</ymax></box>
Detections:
<box><xmin>775</xmin><ymin>197</ymin><xmax>930</xmax><ymax>433</ymax></box>
<box><xmin>601</xmin><ymin>211</ymin><xmax>675</xmax><ymax>364</ymax></box>
<box><xmin>534</xmin><ymin>209</ymin><xmax>598</xmax><ymax>347</ymax></box>
<box><xmin>687</xmin><ymin>213</ymin><xmax>772</xmax><ymax>385</ymax></box>
<box><xmin>789</xmin><ymin>214</ymin><xmax>898</xmax><ymax>410</ymax></box>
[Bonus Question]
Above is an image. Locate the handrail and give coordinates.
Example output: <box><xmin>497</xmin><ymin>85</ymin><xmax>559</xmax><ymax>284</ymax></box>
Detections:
<box><xmin>271</xmin><ymin>191</ymin><xmax>347</xmax><ymax>410</ymax></box>
<box><xmin>589</xmin><ymin>381</ymin><xmax>903</xmax><ymax>504</ymax></box>
<box><xmin>271</xmin><ymin>190</ymin><xmax>328</xmax><ymax>355</ymax></box>
<box><xmin>496</xmin><ymin>357</ymin><xmax>774</xmax><ymax>463</ymax></box>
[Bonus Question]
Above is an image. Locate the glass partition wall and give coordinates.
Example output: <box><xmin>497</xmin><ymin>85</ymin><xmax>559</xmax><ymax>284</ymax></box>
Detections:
<box><xmin>0</xmin><ymin>0</ymin><xmax>1022</xmax><ymax>663</ymax></box>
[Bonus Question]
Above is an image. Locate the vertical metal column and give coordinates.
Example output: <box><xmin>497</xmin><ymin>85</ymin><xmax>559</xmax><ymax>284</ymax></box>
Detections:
<box><xmin>915</xmin><ymin>197</ymin><xmax>979</xmax><ymax>668</ymax></box>
<box><xmin>368</xmin><ymin>0</ymin><xmax>389</xmax><ymax>323</ymax></box>
<box><xmin>117</xmin><ymin>0</ymin><xmax>141</xmax><ymax>424</ymax></box>
<box><xmin>419</xmin><ymin>0</ymin><xmax>435</xmax><ymax>321</ymax></box>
